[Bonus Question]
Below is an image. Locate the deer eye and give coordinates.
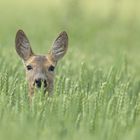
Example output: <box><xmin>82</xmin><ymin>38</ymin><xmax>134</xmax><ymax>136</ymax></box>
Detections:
<box><xmin>26</xmin><ymin>65</ymin><xmax>33</xmax><ymax>70</ymax></box>
<box><xmin>48</xmin><ymin>65</ymin><xmax>55</xmax><ymax>72</ymax></box>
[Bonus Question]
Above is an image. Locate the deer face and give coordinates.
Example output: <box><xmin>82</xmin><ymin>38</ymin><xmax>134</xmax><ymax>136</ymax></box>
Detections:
<box><xmin>15</xmin><ymin>30</ymin><xmax>68</xmax><ymax>96</ymax></box>
<box><xmin>25</xmin><ymin>55</ymin><xmax>55</xmax><ymax>92</ymax></box>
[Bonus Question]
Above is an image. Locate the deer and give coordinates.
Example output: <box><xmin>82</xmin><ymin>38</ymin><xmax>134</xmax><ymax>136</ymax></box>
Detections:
<box><xmin>15</xmin><ymin>30</ymin><xmax>68</xmax><ymax>100</ymax></box>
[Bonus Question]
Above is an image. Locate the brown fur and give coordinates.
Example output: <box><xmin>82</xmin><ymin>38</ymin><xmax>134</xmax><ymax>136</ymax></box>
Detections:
<box><xmin>15</xmin><ymin>30</ymin><xmax>68</xmax><ymax>100</ymax></box>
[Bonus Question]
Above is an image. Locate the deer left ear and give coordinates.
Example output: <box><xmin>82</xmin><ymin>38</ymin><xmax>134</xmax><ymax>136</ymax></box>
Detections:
<box><xmin>48</xmin><ymin>31</ymin><xmax>68</xmax><ymax>62</ymax></box>
<box><xmin>15</xmin><ymin>30</ymin><xmax>34</xmax><ymax>61</ymax></box>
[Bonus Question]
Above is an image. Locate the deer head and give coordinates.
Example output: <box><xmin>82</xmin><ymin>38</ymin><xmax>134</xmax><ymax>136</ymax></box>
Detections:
<box><xmin>15</xmin><ymin>30</ymin><xmax>68</xmax><ymax>99</ymax></box>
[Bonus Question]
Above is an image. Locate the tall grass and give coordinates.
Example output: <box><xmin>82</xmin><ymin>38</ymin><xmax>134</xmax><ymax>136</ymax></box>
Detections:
<box><xmin>0</xmin><ymin>59</ymin><xmax>139</xmax><ymax>140</ymax></box>
<box><xmin>0</xmin><ymin>0</ymin><xmax>140</xmax><ymax>140</ymax></box>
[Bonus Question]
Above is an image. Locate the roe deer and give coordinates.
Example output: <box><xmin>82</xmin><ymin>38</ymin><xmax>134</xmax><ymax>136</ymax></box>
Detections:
<box><xmin>15</xmin><ymin>30</ymin><xmax>68</xmax><ymax>100</ymax></box>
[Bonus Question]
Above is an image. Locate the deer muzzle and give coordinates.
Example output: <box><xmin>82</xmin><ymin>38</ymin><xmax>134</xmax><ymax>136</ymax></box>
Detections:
<box><xmin>35</xmin><ymin>78</ymin><xmax>47</xmax><ymax>88</ymax></box>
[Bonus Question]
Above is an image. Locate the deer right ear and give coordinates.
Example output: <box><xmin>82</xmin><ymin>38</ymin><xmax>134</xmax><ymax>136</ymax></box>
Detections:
<box><xmin>15</xmin><ymin>30</ymin><xmax>33</xmax><ymax>61</ymax></box>
<box><xmin>48</xmin><ymin>31</ymin><xmax>68</xmax><ymax>62</ymax></box>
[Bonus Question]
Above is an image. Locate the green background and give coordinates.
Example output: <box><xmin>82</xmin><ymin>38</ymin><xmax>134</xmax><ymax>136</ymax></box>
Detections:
<box><xmin>0</xmin><ymin>0</ymin><xmax>140</xmax><ymax>140</ymax></box>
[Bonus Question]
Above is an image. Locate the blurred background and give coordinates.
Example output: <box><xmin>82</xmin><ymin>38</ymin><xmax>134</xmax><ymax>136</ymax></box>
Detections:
<box><xmin>0</xmin><ymin>1</ymin><xmax>140</xmax><ymax>140</ymax></box>
<box><xmin>0</xmin><ymin>0</ymin><xmax>140</xmax><ymax>76</ymax></box>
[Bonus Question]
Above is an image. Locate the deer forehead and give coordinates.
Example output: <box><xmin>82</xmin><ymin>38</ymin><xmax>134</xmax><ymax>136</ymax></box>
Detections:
<box><xmin>25</xmin><ymin>55</ymin><xmax>54</xmax><ymax>67</ymax></box>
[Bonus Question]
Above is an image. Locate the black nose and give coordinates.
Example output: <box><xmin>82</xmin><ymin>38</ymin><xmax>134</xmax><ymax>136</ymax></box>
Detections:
<box><xmin>35</xmin><ymin>79</ymin><xmax>42</xmax><ymax>88</ymax></box>
<box><xmin>44</xmin><ymin>80</ymin><xmax>47</xmax><ymax>88</ymax></box>
<box><xmin>35</xmin><ymin>79</ymin><xmax>47</xmax><ymax>88</ymax></box>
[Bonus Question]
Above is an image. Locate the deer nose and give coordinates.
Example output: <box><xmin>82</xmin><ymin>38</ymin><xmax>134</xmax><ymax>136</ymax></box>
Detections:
<box><xmin>44</xmin><ymin>80</ymin><xmax>47</xmax><ymax>88</ymax></box>
<box><xmin>35</xmin><ymin>79</ymin><xmax>42</xmax><ymax>88</ymax></box>
<box><xmin>35</xmin><ymin>79</ymin><xmax>47</xmax><ymax>88</ymax></box>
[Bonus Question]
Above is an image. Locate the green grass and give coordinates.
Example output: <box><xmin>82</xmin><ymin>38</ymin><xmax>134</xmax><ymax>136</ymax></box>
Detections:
<box><xmin>0</xmin><ymin>0</ymin><xmax>140</xmax><ymax>140</ymax></box>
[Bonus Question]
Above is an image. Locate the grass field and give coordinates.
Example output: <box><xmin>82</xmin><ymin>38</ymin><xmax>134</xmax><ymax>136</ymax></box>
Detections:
<box><xmin>0</xmin><ymin>0</ymin><xmax>140</xmax><ymax>140</ymax></box>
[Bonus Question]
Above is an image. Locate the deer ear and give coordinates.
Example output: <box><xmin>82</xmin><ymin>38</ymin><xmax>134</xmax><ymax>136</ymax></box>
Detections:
<box><xmin>48</xmin><ymin>31</ymin><xmax>68</xmax><ymax>62</ymax></box>
<box><xmin>15</xmin><ymin>30</ymin><xmax>34</xmax><ymax>61</ymax></box>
